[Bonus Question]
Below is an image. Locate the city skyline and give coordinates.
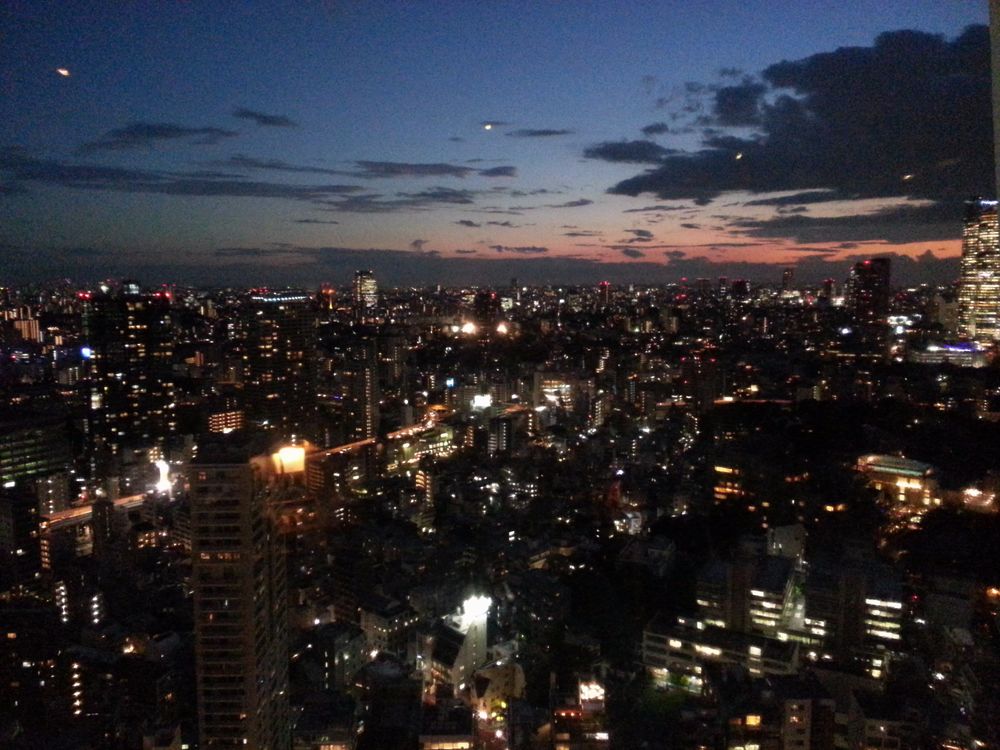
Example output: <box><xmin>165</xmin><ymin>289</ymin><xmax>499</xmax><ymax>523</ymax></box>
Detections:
<box><xmin>1</xmin><ymin>1</ymin><xmax>993</xmax><ymax>286</ymax></box>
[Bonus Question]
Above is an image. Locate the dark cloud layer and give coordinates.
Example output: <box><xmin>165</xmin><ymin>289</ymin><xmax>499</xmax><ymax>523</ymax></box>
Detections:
<box><xmin>731</xmin><ymin>201</ymin><xmax>961</xmax><ymax>244</ymax></box>
<box><xmin>78</xmin><ymin>122</ymin><xmax>239</xmax><ymax>153</ymax></box>
<box><xmin>605</xmin><ymin>27</ymin><xmax>992</xmax><ymax>207</ymax></box>
<box><xmin>507</xmin><ymin>129</ymin><xmax>573</xmax><ymax>138</ymax></box>
<box><xmin>712</xmin><ymin>80</ymin><xmax>767</xmax><ymax>125</ymax></box>
<box><xmin>490</xmin><ymin>245</ymin><xmax>549</xmax><ymax>254</ymax></box>
<box><xmin>641</xmin><ymin>122</ymin><xmax>671</xmax><ymax>136</ymax></box>
<box><xmin>0</xmin><ymin>149</ymin><xmax>365</xmax><ymax>201</ymax></box>
<box><xmin>353</xmin><ymin>161</ymin><xmax>513</xmax><ymax>178</ymax></box>
<box><xmin>1</xmin><ymin>150</ymin><xmax>508</xmax><ymax>213</ymax></box>
<box><xmin>583</xmin><ymin>140</ymin><xmax>676</xmax><ymax>164</ymax></box>
<box><xmin>477</xmin><ymin>166</ymin><xmax>518</xmax><ymax>177</ymax></box>
<box><xmin>232</xmin><ymin>108</ymin><xmax>298</xmax><ymax>127</ymax></box>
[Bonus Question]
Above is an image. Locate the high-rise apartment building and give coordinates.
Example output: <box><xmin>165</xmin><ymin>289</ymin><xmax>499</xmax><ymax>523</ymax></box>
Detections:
<box><xmin>352</xmin><ymin>270</ymin><xmax>378</xmax><ymax>321</ymax></box>
<box><xmin>242</xmin><ymin>292</ymin><xmax>317</xmax><ymax>440</ymax></box>
<box><xmin>191</xmin><ymin>439</ymin><xmax>290</xmax><ymax>750</ymax></box>
<box><xmin>82</xmin><ymin>285</ymin><xmax>175</xmax><ymax>462</ymax></box>
<box><xmin>958</xmin><ymin>199</ymin><xmax>1000</xmax><ymax>343</ymax></box>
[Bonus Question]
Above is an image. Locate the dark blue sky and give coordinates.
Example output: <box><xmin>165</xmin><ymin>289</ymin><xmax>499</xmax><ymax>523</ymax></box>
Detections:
<box><xmin>0</xmin><ymin>1</ymin><xmax>991</xmax><ymax>285</ymax></box>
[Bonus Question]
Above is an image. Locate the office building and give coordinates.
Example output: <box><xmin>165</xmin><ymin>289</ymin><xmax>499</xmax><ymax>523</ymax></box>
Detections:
<box><xmin>352</xmin><ymin>270</ymin><xmax>378</xmax><ymax>321</ymax></box>
<box><xmin>846</xmin><ymin>259</ymin><xmax>890</xmax><ymax>326</ymax></box>
<box><xmin>190</xmin><ymin>439</ymin><xmax>290</xmax><ymax>750</ymax></box>
<box><xmin>242</xmin><ymin>291</ymin><xmax>317</xmax><ymax>441</ymax></box>
<box><xmin>958</xmin><ymin>199</ymin><xmax>1000</xmax><ymax>343</ymax></box>
<box><xmin>0</xmin><ymin>409</ymin><xmax>72</xmax><ymax>492</ymax></box>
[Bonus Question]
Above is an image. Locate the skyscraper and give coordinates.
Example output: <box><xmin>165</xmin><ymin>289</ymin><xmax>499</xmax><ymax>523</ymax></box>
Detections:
<box><xmin>958</xmin><ymin>199</ymin><xmax>1000</xmax><ymax>343</ymax></box>
<box><xmin>352</xmin><ymin>270</ymin><xmax>378</xmax><ymax>322</ymax></box>
<box><xmin>191</xmin><ymin>438</ymin><xmax>290</xmax><ymax>750</ymax></box>
<box><xmin>82</xmin><ymin>285</ymin><xmax>175</xmax><ymax>464</ymax></box>
<box><xmin>344</xmin><ymin>338</ymin><xmax>379</xmax><ymax>441</ymax></box>
<box><xmin>242</xmin><ymin>291</ymin><xmax>317</xmax><ymax>440</ymax></box>
<box><xmin>846</xmin><ymin>258</ymin><xmax>891</xmax><ymax>326</ymax></box>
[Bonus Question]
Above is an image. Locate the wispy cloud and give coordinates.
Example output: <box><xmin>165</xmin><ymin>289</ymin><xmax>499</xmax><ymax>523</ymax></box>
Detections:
<box><xmin>232</xmin><ymin>108</ymin><xmax>298</xmax><ymax>127</ymax></box>
<box><xmin>507</xmin><ymin>129</ymin><xmax>573</xmax><ymax>138</ymax></box>
<box><xmin>78</xmin><ymin>122</ymin><xmax>239</xmax><ymax>154</ymax></box>
<box><xmin>490</xmin><ymin>245</ymin><xmax>549</xmax><ymax>254</ymax></box>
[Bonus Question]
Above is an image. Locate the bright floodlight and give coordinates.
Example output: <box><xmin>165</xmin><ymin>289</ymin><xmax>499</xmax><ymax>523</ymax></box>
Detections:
<box><xmin>273</xmin><ymin>445</ymin><xmax>306</xmax><ymax>474</ymax></box>
<box><xmin>153</xmin><ymin>459</ymin><xmax>171</xmax><ymax>493</ymax></box>
<box><xmin>496</xmin><ymin>322</ymin><xmax>509</xmax><ymax>335</ymax></box>
<box><xmin>463</xmin><ymin>594</ymin><xmax>491</xmax><ymax>620</ymax></box>
<box><xmin>460</xmin><ymin>321</ymin><xmax>477</xmax><ymax>335</ymax></box>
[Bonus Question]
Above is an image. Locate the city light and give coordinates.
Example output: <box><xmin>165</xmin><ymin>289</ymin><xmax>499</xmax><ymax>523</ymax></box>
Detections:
<box><xmin>272</xmin><ymin>445</ymin><xmax>306</xmax><ymax>474</ymax></box>
<box><xmin>463</xmin><ymin>594</ymin><xmax>491</xmax><ymax>620</ymax></box>
<box><xmin>153</xmin><ymin>459</ymin><xmax>172</xmax><ymax>493</ymax></box>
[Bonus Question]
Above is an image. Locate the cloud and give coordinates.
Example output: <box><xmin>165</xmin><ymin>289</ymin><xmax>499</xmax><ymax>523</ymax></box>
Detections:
<box><xmin>507</xmin><ymin>129</ymin><xmax>573</xmax><ymax>138</ymax></box>
<box><xmin>490</xmin><ymin>245</ymin><xmax>549</xmax><ymax>254</ymax></box>
<box><xmin>583</xmin><ymin>139</ymin><xmax>675</xmax><ymax>164</ymax></box>
<box><xmin>477</xmin><ymin>166</ymin><xmax>517</xmax><ymax>177</ymax></box>
<box><xmin>212</xmin><ymin>154</ymin><xmax>352</xmax><ymax>178</ymax></box>
<box><xmin>623</xmin><ymin>228</ymin><xmax>654</xmax><ymax>242</ymax></box>
<box><xmin>744</xmin><ymin>190</ymin><xmax>839</xmax><ymax>206</ymax></box>
<box><xmin>641</xmin><ymin>122</ymin><xmax>671</xmax><ymax>136</ymax></box>
<box><xmin>622</xmin><ymin>204</ymin><xmax>688</xmax><ymax>213</ymax></box>
<box><xmin>0</xmin><ymin>149</ymin><xmax>368</xmax><ymax>202</ymax></box>
<box><xmin>294</xmin><ymin>218</ymin><xmax>340</xmax><ymax>224</ymax></box>
<box><xmin>410</xmin><ymin>239</ymin><xmax>429</xmax><ymax>251</ymax></box>
<box><xmin>730</xmin><ymin>200</ymin><xmax>960</xmax><ymax>244</ymax></box>
<box><xmin>214</xmin><ymin>246</ymin><xmax>307</xmax><ymax>258</ymax></box>
<box><xmin>563</xmin><ymin>230</ymin><xmax>603</xmax><ymax>237</ymax></box>
<box><xmin>486</xmin><ymin>220</ymin><xmax>518</xmax><ymax>227</ymax></box>
<box><xmin>346</xmin><ymin>161</ymin><xmax>517</xmax><ymax>179</ymax></box>
<box><xmin>232</xmin><ymin>108</ymin><xmax>297</xmax><ymax>127</ymax></box>
<box><xmin>353</xmin><ymin>161</ymin><xmax>476</xmax><ymax>178</ymax></box>
<box><xmin>546</xmin><ymin>198</ymin><xmax>593</xmax><ymax>208</ymax></box>
<box><xmin>78</xmin><ymin>122</ymin><xmax>239</xmax><ymax>153</ymax></box>
<box><xmin>218</xmin><ymin>155</ymin><xmax>515</xmax><ymax>180</ymax></box>
<box><xmin>607</xmin><ymin>26</ymin><xmax>992</xmax><ymax>206</ymax></box>
<box><xmin>680</xmin><ymin>223</ymin><xmax>700</xmax><ymax>229</ymax></box>
<box><xmin>621</xmin><ymin>248</ymin><xmax>645</xmax><ymax>258</ymax></box>
<box><xmin>455</xmin><ymin>248</ymin><xmax>478</xmax><ymax>254</ymax></box>
<box><xmin>455</xmin><ymin>219</ymin><xmax>481</xmax><ymax>227</ymax></box>
<box><xmin>712</xmin><ymin>79</ymin><xmax>767</xmax><ymax>125</ymax></box>
<box><xmin>323</xmin><ymin>187</ymin><xmax>480</xmax><ymax>213</ymax></box>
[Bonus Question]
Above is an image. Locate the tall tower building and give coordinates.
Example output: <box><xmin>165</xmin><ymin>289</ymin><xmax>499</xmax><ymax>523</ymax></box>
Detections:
<box><xmin>344</xmin><ymin>338</ymin><xmax>379</xmax><ymax>441</ymax></box>
<box><xmin>991</xmin><ymin>0</ymin><xmax>1000</xmax><ymax>196</ymax></box>
<box><xmin>781</xmin><ymin>267</ymin><xmax>795</xmax><ymax>292</ymax></box>
<box><xmin>352</xmin><ymin>270</ymin><xmax>378</xmax><ymax>322</ymax></box>
<box><xmin>242</xmin><ymin>292</ymin><xmax>317</xmax><ymax>440</ymax></box>
<box><xmin>958</xmin><ymin>199</ymin><xmax>1000</xmax><ymax>343</ymax></box>
<box><xmin>846</xmin><ymin>259</ymin><xmax>891</xmax><ymax>325</ymax></box>
<box><xmin>191</xmin><ymin>439</ymin><xmax>290</xmax><ymax>750</ymax></box>
<box><xmin>82</xmin><ymin>285</ymin><xmax>175</xmax><ymax>463</ymax></box>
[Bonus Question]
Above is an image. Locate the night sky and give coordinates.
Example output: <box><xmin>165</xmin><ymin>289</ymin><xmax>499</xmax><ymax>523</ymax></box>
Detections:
<box><xmin>0</xmin><ymin>1</ymin><xmax>992</xmax><ymax>286</ymax></box>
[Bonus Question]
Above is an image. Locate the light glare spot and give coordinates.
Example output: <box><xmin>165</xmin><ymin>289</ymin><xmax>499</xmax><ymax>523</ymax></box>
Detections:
<box><xmin>56</xmin><ymin>68</ymin><xmax>71</xmax><ymax>77</ymax></box>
